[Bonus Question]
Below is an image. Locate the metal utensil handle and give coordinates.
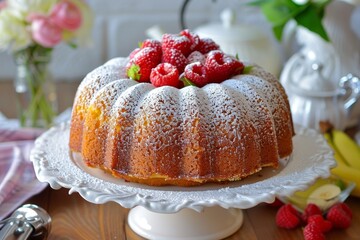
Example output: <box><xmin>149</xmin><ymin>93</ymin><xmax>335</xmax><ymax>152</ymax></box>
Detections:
<box><xmin>340</xmin><ymin>73</ymin><xmax>360</xmax><ymax>111</ymax></box>
<box><xmin>0</xmin><ymin>218</ymin><xmax>33</xmax><ymax>240</ymax></box>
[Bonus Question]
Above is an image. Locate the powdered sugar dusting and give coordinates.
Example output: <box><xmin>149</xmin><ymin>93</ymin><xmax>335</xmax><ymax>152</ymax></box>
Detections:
<box><xmin>70</xmin><ymin>57</ymin><xmax>293</xmax><ymax>183</ymax></box>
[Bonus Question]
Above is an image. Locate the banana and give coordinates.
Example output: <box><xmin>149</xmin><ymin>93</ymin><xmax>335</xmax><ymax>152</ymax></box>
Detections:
<box><xmin>320</xmin><ymin>122</ymin><xmax>360</xmax><ymax>198</ymax></box>
<box><xmin>323</xmin><ymin>133</ymin><xmax>348</xmax><ymax>165</ymax></box>
<box><xmin>332</xmin><ymin>129</ymin><xmax>360</xmax><ymax>170</ymax></box>
<box><xmin>331</xmin><ymin>160</ymin><xmax>360</xmax><ymax>198</ymax></box>
<box><xmin>307</xmin><ymin>184</ymin><xmax>342</xmax><ymax>211</ymax></box>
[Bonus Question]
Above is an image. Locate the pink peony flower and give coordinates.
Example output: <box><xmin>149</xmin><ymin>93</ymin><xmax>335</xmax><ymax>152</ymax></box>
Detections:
<box><xmin>51</xmin><ymin>0</ymin><xmax>82</xmax><ymax>31</ymax></box>
<box><xmin>31</xmin><ymin>17</ymin><xmax>63</xmax><ymax>47</ymax></box>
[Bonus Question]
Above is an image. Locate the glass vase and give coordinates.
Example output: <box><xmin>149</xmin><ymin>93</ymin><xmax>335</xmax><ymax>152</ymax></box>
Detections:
<box><xmin>13</xmin><ymin>45</ymin><xmax>58</xmax><ymax>128</ymax></box>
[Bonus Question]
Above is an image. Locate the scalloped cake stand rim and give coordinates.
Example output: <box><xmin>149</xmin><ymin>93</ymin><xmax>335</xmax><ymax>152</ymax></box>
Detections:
<box><xmin>30</xmin><ymin>122</ymin><xmax>335</xmax><ymax>214</ymax></box>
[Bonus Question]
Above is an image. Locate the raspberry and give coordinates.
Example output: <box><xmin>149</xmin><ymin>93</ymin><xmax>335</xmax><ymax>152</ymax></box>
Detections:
<box><xmin>326</xmin><ymin>203</ymin><xmax>352</xmax><ymax>229</ymax></box>
<box><xmin>162</xmin><ymin>48</ymin><xmax>188</xmax><ymax>73</ymax></box>
<box><xmin>162</xmin><ymin>33</ymin><xmax>192</xmax><ymax>57</ymax></box>
<box><xmin>267</xmin><ymin>198</ymin><xmax>284</xmax><ymax>208</ymax></box>
<box><xmin>126</xmin><ymin>47</ymin><xmax>161</xmax><ymax>82</ymax></box>
<box><xmin>196</xmin><ymin>37</ymin><xmax>220</xmax><ymax>54</ymax></box>
<box><xmin>307</xmin><ymin>215</ymin><xmax>332</xmax><ymax>232</ymax></box>
<box><xmin>228</xmin><ymin>56</ymin><xmax>245</xmax><ymax>76</ymax></box>
<box><xmin>150</xmin><ymin>63</ymin><xmax>179</xmax><ymax>87</ymax></box>
<box><xmin>142</xmin><ymin>39</ymin><xmax>162</xmax><ymax>56</ymax></box>
<box><xmin>180</xmin><ymin>29</ymin><xmax>200</xmax><ymax>51</ymax></box>
<box><xmin>205</xmin><ymin>50</ymin><xmax>234</xmax><ymax>83</ymax></box>
<box><xmin>275</xmin><ymin>204</ymin><xmax>302</xmax><ymax>229</ymax></box>
<box><xmin>183</xmin><ymin>62</ymin><xmax>208</xmax><ymax>87</ymax></box>
<box><xmin>303</xmin><ymin>223</ymin><xmax>325</xmax><ymax>240</ymax></box>
<box><xmin>187</xmin><ymin>51</ymin><xmax>206</xmax><ymax>64</ymax></box>
<box><xmin>303</xmin><ymin>204</ymin><xmax>323</xmax><ymax>223</ymax></box>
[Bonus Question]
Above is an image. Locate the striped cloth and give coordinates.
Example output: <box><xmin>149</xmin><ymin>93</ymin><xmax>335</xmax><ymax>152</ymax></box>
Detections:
<box><xmin>0</xmin><ymin>128</ymin><xmax>48</xmax><ymax>220</ymax></box>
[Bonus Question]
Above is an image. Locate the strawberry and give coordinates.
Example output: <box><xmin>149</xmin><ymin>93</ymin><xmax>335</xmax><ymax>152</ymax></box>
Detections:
<box><xmin>129</xmin><ymin>47</ymin><xmax>140</xmax><ymax>59</ymax></box>
<box><xmin>150</xmin><ymin>63</ymin><xmax>179</xmax><ymax>87</ymax></box>
<box><xmin>205</xmin><ymin>50</ymin><xmax>234</xmax><ymax>83</ymax></box>
<box><xmin>142</xmin><ymin>39</ymin><xmax>162</xmax><ymax>56</ymax></box>
<box><xmin>183</xmin><ymin>62</ymin><xmax>208</xmax><ymax>87</ymax></box>
<box><xmin>180</xmin><ymin>29</ymin><xmax>200</xmax><ymax>51</ymax></box>
<box><xmin>162</xmin><ymin>33</ymin><xmax>192</xmax><ymax>57</ymax></box>
<box><xmin>196</xmin><ymin>37</ymin><xmax>220</xmax><ymax>54</ymax></box>
<box><xmin>303</xmin><ymin>223</ymin><xmax>325</xmax><ymax>240</ymax></box>
<box><xmin>302</xmin><ymin>204</ymin><xmax>323</xmax><ymax>223</ymax></box>
<box><xmin>187</xmin><ymin>51</ymin><xmax>206</xmax><ymax>64</ymax></box>
<box><xmin>162</xmin><ymin>48</ymin><xmax>188</xmax><ymax>73</ymax></box>
<box><xmin>275</xmin><ymin>204</ymin><xmax>302</xmax><ymax>229</ymax></box>
<box><xmin>326</xmin><ymin>203</ymin><xmax>352</xmax><ymax>229</ymax></box>
<box><xmin>307</xmin><ymin>215</ymin><xmax>332</xmax><ymax>232</ymax></box>
<box><xmin>126</xmin><ymin>47</ymin><xmax>161</xmax><ymax>82</ymax></box>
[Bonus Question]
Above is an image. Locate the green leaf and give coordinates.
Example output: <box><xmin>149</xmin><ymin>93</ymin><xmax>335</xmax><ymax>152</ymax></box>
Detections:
<box><xmin>247</xmin><ymin>0</ymin><xmax>331</xmax><ymax>42</ymax></box>
<box><xmin>273</xmin><ymin>23</ymin><xmax>286</xmax><ymax>41</ymax></box>
<box><xmin>243</xmin><ymin>66</ymin><xmax>254</xmax><ymax>74</ymax></box>
<box><xmin>127</xmin><ymin>64</ymin><xmax>141</xmax><ymax>81</ymax></box>
<box><xmin>247</xmin><ymin>0</ymin><xmax>271</xmax><ymax>6</ymax></box>
<box><xmin>181</xmin><ymin>77</ymin><xmax>196</xmax><ymax>87</ymax></box>
<box><xmin>294</xmin><ymin>4</ymin><xmax>330</xmax><ymax>41</ymax></box>
<box><xmin>260</xmin><ymin>0</ymin><xmax>303</xmax><ymax>26</ymax></box>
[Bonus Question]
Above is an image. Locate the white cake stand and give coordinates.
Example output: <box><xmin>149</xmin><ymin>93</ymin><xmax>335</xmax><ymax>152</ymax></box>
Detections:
<box><xmin>30</xmin><ymin>122</ymin><xmax>336</xmax><ymax>240</ymax></box>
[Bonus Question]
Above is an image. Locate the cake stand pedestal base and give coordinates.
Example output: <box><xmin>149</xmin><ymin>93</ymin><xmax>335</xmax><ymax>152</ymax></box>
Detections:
<box><xmin>127</xmin><ymin>206</ymin><xmax>243</xmax><ymax>240</ymax></box>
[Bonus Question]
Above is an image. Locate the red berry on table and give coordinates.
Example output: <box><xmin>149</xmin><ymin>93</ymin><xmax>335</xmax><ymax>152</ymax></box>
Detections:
<box><xmin>183</xmin><ymin>62</ymin><xmax>208</xmax><ymax>87</ymax></box>
<box><xmin>162</xmin><ymin>48</ymin><xmax>188</xmax><ymax>73</ymax></box>
<box><xmin>162</xmin><ymin>33</ymin><xmax>192</xmax><ymax>57</ymax></box>
<box><xmin>307</xmin><ymin>214</ymin><xmax>333</xmax><ymax>233</ymax></box>
<box><xmin>267</xmin><ymin>198</ymin><xmax>284</xmax><ymax>208</ymax></box>
<box><xmin>303</xmin><ymin>223</ymin><xmax>325</xmax><ymax>240</ymax></box>
<box><xmin>326</xmin><ymin>202</ymin><xmax>352</xmax><ymax>229</ymax></box>
<box><xmin>302</xmin><ymin>204</ymin><xmax>323</xmax><ymax>223</ymax></box>
<box><xmin>126</xmin><ymin>47</ymin><xmax>161</xmax><ymax>82</ymax></box>
<box><xmin>205</xmin><ymin>50</ymin><xmax>234</xmax><ymax>83</ymax></box>
<box><xmin>275</xmin><ymin>204</ymin><xmax>302</xmax><ymax>229</ymax></box>
<box><xmin>180</xmin><ymin>29</ymin><xmax>200</xmax><ymax>51</ymax></box>
<box><xmin>196</xmin><ymin>37</ymin><xmax>220</xmax><ymax>54</ymax></box>
<box><xmin>150</xmin><ymin>63</ymin><xmax>179</xmax><ymax>87</ymax></box>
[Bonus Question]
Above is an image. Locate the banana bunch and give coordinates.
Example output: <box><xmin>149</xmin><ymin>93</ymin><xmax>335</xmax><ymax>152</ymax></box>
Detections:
<box><xmin>321</xmin><ymin>122</ymin><xmax>360</xmax><ymax>198</ymax></box>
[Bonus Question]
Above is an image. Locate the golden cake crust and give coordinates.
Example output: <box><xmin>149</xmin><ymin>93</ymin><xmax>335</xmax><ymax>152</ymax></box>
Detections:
<box><xmin>69</xmin><ymin>58</ymin><xmax>294</xmax><ymax>187</ymax></box>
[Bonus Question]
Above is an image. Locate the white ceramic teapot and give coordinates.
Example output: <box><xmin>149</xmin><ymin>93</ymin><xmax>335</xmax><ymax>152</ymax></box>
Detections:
<box><xmin>192</xmin><ymin>8</ymin><xmax>281</xmax><ymax>76</ymax></box>
<box><xmin>285</xmin><ymin>60</ymin><xmax>360</xmax><ymax>131</ymax></box>
<box><xmin>179</xmin><ymin>0</ymin><xmax>281</xmax><ymax>76</ymax></box>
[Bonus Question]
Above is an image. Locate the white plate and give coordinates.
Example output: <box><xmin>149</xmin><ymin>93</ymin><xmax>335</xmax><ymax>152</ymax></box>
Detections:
<box><xmin>31</xmin><ymin>122</ymin><xmax>336</xmax><ymax>213</ymax></box>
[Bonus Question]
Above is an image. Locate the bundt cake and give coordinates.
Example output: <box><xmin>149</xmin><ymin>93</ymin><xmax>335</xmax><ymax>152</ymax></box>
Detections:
<box><xmin>69</xmin><ymin>30</ymin><xmax>294</xmax><ymax>186</ymax></box>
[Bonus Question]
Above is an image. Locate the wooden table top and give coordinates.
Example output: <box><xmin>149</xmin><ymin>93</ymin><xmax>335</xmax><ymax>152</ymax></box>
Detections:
<box><xmin>22</xmin><ymin>186</ymin><xmax>359</xmax><ymax>240</ymax></box>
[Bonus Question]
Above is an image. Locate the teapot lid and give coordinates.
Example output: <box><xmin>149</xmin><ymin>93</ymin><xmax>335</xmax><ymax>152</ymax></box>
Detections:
<box><xmin>297</xmin><ymin>63</ymin><xmax>336</xmax><ymax>92</ymax></box>
<box><xmin>194</xmin><ymin>8</ymin><xmax>266</xmax><ymax>42</ymax></box>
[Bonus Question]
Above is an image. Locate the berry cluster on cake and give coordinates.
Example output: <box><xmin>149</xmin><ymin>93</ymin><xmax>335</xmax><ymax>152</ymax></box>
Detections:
<box><xmin>126</xmin><ymin>29</ymin><xmax>245</xmax><ymax>89</ymax></box>
<box><xmin>69</xmin><ymin>29</ymin><xmax>294</xmax><ymax>186</ymax></box>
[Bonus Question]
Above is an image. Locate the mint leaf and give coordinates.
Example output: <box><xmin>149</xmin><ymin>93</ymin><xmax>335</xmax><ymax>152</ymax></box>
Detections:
<box><xmin>243</xmin><ymin>66</ymin><xmax>254</xmax><ymax>74</ymax></box>
<box><xmin>181</xmin><ymin>77</ymin><xmax>196</xmax><ymax>87</ymax></box>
